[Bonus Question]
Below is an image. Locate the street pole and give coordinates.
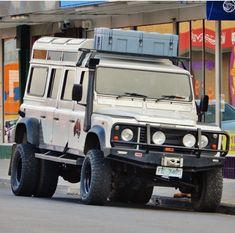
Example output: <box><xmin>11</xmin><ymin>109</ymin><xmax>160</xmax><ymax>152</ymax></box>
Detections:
<box><xmin>215</xmin><ymin>20</ymin><xmax>221</xmax><ymax>128</ymax></box>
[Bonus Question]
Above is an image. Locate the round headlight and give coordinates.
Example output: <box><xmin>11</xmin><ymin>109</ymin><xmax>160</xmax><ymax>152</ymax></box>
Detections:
<box><xmin>201</xmin><ymin>135</ymin><xmax>209</xmax><ymax>148</ymax></box>
<box><xmin>183</xmin><ymin>134</ymin><xmax>196</xmax><ymax>148</ymax></box>
<box><xmin>152</xmin><ymin>131</ymin><xmax>166</xmax><ymax>145</ymax></box>
<box><xmin>121</xmin><ymin>128</ymin><xmax>134</xmax><ymax>141</ymax></box>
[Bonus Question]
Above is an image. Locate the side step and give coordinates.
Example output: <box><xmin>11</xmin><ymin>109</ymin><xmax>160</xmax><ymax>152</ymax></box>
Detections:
<box><xmin>35</xmin><ymin>152</ymin><xmax>84</xmax><ymax>165</ymax></box>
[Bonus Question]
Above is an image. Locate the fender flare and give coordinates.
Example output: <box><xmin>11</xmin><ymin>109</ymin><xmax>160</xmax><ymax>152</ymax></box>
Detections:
<box><xmin>84</xmin><ymin>125</ymin><xmax>106</xmax><ymax>154</ymax></box>
<box><xmin>15</xmin><ymin>117</ymin><xmax>40</xmax><ymax>146</ymax></box>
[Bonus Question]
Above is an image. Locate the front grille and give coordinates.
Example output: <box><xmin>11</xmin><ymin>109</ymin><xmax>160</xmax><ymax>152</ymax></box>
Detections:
<box><xmin>140</xmin><ymin>126</ymin><xmax>190</xmax><ymax>146</ymax></box>
<box><xmin>140</xmin><ymin>127</ymin><xmax>147</xmax><ymax>143</ymax></box>
<box><xmin>138</xmin><ymin>126</ymin><xmax>197</xmax><ymax>154</ymax></box>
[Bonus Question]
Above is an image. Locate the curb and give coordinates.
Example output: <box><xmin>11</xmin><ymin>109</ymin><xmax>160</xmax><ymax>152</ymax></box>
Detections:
<box><xmin>0</xmin><ymin>144</ymin><xmax>14</xmax><ymax>159</ymax></box>
<box><xmin>151</xmin><ymin>195</ymin><xmax>235</xmax><ymax>215</ymax></box>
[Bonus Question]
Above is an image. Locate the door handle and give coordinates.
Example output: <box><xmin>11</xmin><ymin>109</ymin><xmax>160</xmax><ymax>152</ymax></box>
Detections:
<box><xmin>53</xmin><ymin>117</ymin><xmax>59</xmax><ymax>121</ymax></box>
<box><xmin>40</xmin><ymin>115</ymin><xmax>46</xmax><ymax>119</ymax></box>
<box><xmin>69</xmin><ymin>120</ymin><xmax>75</xmax><ymax>123</ymax></box>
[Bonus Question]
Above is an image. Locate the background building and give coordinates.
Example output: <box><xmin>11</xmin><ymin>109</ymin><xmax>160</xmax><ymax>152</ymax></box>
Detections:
<box><xmin>0</xmin><ymin>0</ymin><xmax>234</xmax><ymax>177</ymax></box>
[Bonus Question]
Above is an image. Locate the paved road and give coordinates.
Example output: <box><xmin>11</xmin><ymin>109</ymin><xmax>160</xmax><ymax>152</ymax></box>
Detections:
<box><xmin>0</xmin><ymin>183</ymin><xmax>235</xmax><ymax>233</ymax></box>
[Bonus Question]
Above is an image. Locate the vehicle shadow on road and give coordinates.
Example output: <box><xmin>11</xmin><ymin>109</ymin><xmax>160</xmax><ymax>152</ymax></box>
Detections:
<box><xmin>51</xmin><ymin>193</ymin><xmax>194</xmax><ymax>213</ymax></box>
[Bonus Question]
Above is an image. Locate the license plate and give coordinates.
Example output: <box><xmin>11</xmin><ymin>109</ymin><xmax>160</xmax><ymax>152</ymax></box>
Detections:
<box><xmin>156</xmin><ymin>166</ymin><xmax>183</xmax><ymax>178</ymax></box>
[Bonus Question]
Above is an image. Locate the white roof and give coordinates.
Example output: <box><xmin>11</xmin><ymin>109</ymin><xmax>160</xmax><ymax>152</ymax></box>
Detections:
<box><xmin>33</xmin><ymin>37</ymin><xmax>93</xmax><ymax>52</ymax></box>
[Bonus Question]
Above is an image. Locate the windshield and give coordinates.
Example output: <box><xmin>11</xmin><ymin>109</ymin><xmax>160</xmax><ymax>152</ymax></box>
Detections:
<box><xmin>95</xmin><ymin>67</ymin><xmax>192</xmax><ymax>101</ymax></box>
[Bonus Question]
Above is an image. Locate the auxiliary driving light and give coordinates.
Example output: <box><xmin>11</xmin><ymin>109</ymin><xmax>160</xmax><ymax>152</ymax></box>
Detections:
<box><xmin>183</xmin><ymin>134</ymin><xmax>196</xmax><ymax>148</ymax></box>
<box><xmin>121</xmin><ymin>128</ymin><xmax>134</xmax><ymax>141</ymax></box>
<box><xmin>201</xmin><ymin>135</ymin><xmax>209</xmax><ymax>148</ymax></box>
<box><xmin>152</xmin><ymin>131</ymin><xmax>166</xmax><ymax>145</ymax></box>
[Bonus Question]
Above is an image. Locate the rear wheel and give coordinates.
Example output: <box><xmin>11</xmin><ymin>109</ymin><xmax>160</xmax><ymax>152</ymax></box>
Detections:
<box><xmin>80</xmin><ymin>149</ymin><xmax>111</xmax><ymax>205</ymax></box>
<box><xmin>34</xmin><ymin>160</ymin><xmax>59</xmax><ymax>198</ymax></box>
<box><xmin>11</xmin><ymin>144</ymin><xmax>39</xmax><ymax>196</ymax></box>
<box><xmin>191</xmin><ymin>168</ymin><xmax>223</xmax><ymax>212</ymax></box>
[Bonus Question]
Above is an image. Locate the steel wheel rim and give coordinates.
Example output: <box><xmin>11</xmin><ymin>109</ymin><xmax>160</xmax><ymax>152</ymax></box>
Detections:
<box><xmin>84</xmin><ymin>161</ymin><xmax>91</xmax><ymax>194</ymax></box>
<box><xmin>16</xmin><ymin>157</ymin><xmax>22</xmax><ymax>185</ymax></box>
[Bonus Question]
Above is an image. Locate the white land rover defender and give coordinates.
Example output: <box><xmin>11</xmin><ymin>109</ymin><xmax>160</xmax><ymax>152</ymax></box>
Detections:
<box><xmin>9</xmin><ymin>31</ymin><xmax>229</xmax><ymax>212</ymax></box>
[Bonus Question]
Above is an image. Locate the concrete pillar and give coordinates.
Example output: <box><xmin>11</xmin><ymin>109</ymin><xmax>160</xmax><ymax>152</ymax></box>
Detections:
<box><xmin>16</xmin><ymin>25</ymin><xmax>30</xmax><ymax>103</ymax></box>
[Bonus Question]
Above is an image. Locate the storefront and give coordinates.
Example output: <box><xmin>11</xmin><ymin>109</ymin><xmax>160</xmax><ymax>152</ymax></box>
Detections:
<box><xmin>0</xmin><ymin>0</ymin><xmax>235</xmax><ymax>177</ymax></box>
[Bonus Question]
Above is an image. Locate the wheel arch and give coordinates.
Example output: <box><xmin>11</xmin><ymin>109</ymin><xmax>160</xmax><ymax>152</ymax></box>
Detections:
<box><xmin>84</xmin><ymin>125</ymin><xmax>105</xmax><ymax>155</ymax></box>
<box><xmin>15</xmin><ymin>117</ymin><xmax>40</xmax><ymax>146</ymax></box>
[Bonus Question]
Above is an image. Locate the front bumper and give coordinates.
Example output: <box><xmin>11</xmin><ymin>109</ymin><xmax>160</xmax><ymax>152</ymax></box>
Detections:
<box><xmin>104</xmin><ymin>147</ymin><xmax>225</xmax><ymax>172</ymax></box>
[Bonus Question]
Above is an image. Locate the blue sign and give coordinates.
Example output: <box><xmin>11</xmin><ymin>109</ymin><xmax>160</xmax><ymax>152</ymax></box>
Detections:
<box><xmin>207</xmin><ymin>1</ymin><xmax>235</xmax><ymax>20</ymax></box>
<box><xmin>60</xmin><ymin>1</ymin><xmax>106</xmax><ymax>8</ymax></box>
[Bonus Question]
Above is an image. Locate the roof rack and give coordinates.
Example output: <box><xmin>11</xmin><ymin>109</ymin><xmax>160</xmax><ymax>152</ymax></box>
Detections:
<box><xmin>78</xmin><ymin>48</ymin><xmax>190</xmax><ymax>69</ymax></box>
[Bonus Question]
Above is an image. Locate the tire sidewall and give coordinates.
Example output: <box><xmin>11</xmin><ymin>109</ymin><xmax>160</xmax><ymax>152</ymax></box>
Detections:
<box><xmin>191</xmin><ymin>168</ymin><xmax>223</xmax><ymax>212</ymax></box>
<box><xmin>11</xmin><ymin>146</ymin><xmax>23</xmax><ymax>193</ymax></box>
<box><xmin>80</xmin><ymin>156</ymin><xmax>92</xmax><ymax>200</ymax></box>
<box><xmin>10</xmin><ymin>144</ymin><xmax>39</xmax><ymax>196</ymax></box>
<box><xmin>80</xmin><ymin>149</ymin><xmax>111</xmax><ymax>205</ymax></box>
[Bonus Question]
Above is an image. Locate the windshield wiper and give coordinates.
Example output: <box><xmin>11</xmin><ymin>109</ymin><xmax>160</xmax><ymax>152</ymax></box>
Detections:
<box><xmin>155</xmin><ymin>95</ymin><xmax>186</xmax><ymax>102</ymax></box>
<box><xmin>117</xmin><ymin>92</ymin><xmax>148</xmax><ymax>99</ymax></box>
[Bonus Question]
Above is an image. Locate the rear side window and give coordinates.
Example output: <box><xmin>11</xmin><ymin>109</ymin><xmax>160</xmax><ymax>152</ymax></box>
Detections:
<box><xmin>61</xmin><ymin>70</ymin><xmax>75</xmax><ymax>101</ymax></box>
<box><xmin>28</xmin><ymin>67</ymin><xmax>48</xmax><ymax>96</ymax></box>
<box><xmin>47</xmin><ymin>68</ymin><xmax>62</xmax><ymax>99</ymax></box>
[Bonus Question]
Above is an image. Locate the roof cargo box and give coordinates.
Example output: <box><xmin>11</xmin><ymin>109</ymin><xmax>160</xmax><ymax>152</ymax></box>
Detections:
<box><xmin>93</xmin><ymin>28</ymin><xmax>178</xmax><ymax>57</ymax></box>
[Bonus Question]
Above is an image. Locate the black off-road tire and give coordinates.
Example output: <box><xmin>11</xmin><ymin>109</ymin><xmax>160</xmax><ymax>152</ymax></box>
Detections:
<box><xmin>34</xmin><ymin>160</ymin><xmax>59</xmax><ymax>198</ymax></box>
<box><xmin>80</xmin><ymin>149</ymin><xmax>111</xmax><ymax>205</ymax></box>
<box><xmin>131</xmin><ymin>186</ymin><xmax>153</xmax><ymax>204</ymax></box>
<box><xmin>191</xmin><ymin>168</ymin><xmax>223</xmax><ymax>212</ymax></box>
<box><xmin>11</xmin><ymin>144</ymin><xmax>39</xmax><ymax>196</ymax></box>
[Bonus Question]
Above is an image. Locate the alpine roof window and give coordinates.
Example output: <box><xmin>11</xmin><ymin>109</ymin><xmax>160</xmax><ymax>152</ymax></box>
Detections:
<box><xmin>63</xmin><ymin>52</ymin><xmax>78</xmax><ymax>62</ymax></box>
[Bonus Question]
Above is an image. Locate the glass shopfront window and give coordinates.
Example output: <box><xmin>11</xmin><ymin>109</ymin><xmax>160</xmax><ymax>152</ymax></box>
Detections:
<box><xmin>191</xmin><ymin>20</ymin><xmax>204</xmax><ymax>99</ymax></box>
<box><xmin>179</xmin><ymin>21</ymin><xmax>190</xmax><ymax>71</ymax></box>
<box><xmin>137</xmin><ymin>23</ymin><xmax>173</xmax><ymax>33</ymax></box>
<box><xmin>222</xmin><ymin>21</ymin><xmax>235</xmax><ymax>106</ymax></box>
<box><xmin>3</xmin><ymin>38</ymin><xmax>19</xmax><ymax>143</ymax></box>
<box><xmin>204</xmin><ymin>20</ymin><xmax>216</xmax><ymax>104</ymax></box>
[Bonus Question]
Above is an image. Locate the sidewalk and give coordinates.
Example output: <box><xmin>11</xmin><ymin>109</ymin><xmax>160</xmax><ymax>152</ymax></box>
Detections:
<box><xmin>1</xmin><ymin>159</ymin><xmax>235</xmax><ymax>214</ymax></box>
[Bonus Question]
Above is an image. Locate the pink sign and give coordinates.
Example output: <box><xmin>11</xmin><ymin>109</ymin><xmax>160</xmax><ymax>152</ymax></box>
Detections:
<box><xmin>229</xmin><ymin>46</ymin><xmax>235</xmax><ymax>106</ymax></box>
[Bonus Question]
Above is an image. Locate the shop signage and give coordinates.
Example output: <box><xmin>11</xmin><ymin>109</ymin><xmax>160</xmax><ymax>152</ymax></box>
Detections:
<box><xmin>207</xmin><ymin>1</ymin><xmax>235</xmax><ymax>20</ymax></box>
<box><xmin>60</xmin><ymin>1</ymin><xmax>106</xmax><ymax>8</ymax></box>
<box><xmin>179</xmin><ymin>28</ymin><xmax>235</xmax><ymax>51</ymax></box>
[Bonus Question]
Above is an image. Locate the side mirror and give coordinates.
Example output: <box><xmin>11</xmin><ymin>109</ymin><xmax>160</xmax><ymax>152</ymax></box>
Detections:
<box><xmin>197</xmin><ymin>95</ymin><xmax>209</xmax><ymax>122</ymax></box>
<box><xmin>199</xmin><ymin>95</ymin><xmax>209</xmax><ymax>113</ymax></box>
<box><xmin>72</xmin><ymin>84</ymin><xmax>83</xmax><ymax>102</ymax></box>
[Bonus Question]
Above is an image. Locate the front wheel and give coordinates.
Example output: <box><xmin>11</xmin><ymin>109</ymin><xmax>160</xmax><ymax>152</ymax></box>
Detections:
<box><xmin>191</xmin><ymin>168</ymin><xmax>223</xmax><ymax>212</ymax></box>
<box><xmin>80</xmin><ymin>149</ymin><xmax>111</xmax><ymax>205</ymax></box>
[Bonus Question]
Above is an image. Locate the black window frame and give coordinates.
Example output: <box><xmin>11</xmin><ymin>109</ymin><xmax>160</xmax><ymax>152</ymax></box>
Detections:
<box><xmin>61</xmin><ymin>69</ymin><xmax>76</xmax><ymax>101</ymax></box>
<box><xmin>47</xmin><ymin>68</ymin><xmax>62</xmax><ymax>99</ymax></box>
<box><xmin>27</xmin><ymin>66</ymin><xmax>49</xmax><ymax>97</ymax></box>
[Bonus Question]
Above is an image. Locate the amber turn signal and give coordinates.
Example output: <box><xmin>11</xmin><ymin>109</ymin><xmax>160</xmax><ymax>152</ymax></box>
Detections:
<box><xmin>113</xmin><ymin>136</ymin><xmax>119</xmax><ymax>141</ymax></box>
<box><xmin>164</xmin><ymin>147</ymin><xmax>174</xmax><ymax>152</ymax></box>
<box><xmin>211</xmin><ymin>144</ymin><xmax>217</xmax><ymax>150</ymax></box>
